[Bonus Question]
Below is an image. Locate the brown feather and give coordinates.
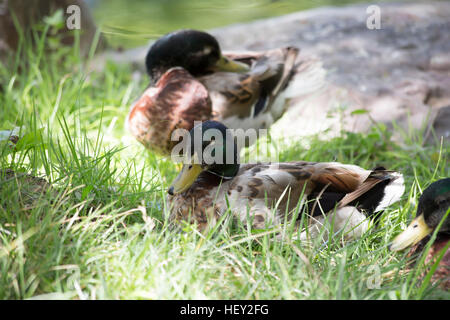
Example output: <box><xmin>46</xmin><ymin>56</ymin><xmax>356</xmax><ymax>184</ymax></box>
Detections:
<box><xmin>308</xmin><ymin>163</ymin><xmax>370</xmax><ymax>193</ymax></box>
<box><xmin>200</xmin><ymin>47</ymin><xmax>300</xmax><ymax>122</ymax></box>
<box><xmin>127</xmin><ymin>67</ymin><xmax>211</xmax><ymax>154</ymax></box>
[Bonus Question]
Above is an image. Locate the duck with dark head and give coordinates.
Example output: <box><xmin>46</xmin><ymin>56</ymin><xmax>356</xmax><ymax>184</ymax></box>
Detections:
<box><xmin>126</xmin><ymin>29</ymin><xmax>303</xmax><ymax>156</ymax></box>
<box><xmin>167</xmin><ymin>120</ymin><xmax>405</xmax><ymax>238</ymax></box>
<box><xmin>145</xmin><ymin>29</ymin><xmax>249</xmax><ymax>81</ymax></box>
<box><xmin>390</xmin><ymin>178</ymin><xmax>450</xmax><ymax>290</ymax></box>
<box><xmin>168</xmin><ymin>120</ymin><xmax>240</xmax><ymax>196</ymax></box>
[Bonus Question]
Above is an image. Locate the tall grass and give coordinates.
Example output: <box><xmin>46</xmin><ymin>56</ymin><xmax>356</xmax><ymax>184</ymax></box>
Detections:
<box><xmin>0</xmin><ymin>16</ymin><xmax>448</xmax><ymax>299</ymax></box>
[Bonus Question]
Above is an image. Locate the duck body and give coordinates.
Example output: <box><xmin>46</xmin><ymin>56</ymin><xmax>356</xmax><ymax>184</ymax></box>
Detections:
<box><xmin>126</xmin><ymin>29</ymin><xmax>300</xmax><ymax>155</ymax></box>
<box><xmin>167</xmin><ymin>121</ymin><xmax>405</xmax><ymax>236</ymax></box>
<box><xmin>169</xmin><ymin>161</ymin><xmax>405</xmax><ymax>234</ymax></box>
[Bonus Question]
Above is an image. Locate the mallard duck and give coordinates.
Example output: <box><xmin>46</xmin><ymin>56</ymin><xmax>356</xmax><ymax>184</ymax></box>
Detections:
<box><xmin>126</xmin><ymin>29</ymin><xmax>301</xmax><ymax>155</ymax></box>
<box><xmin>167</xmin><ymin>120</ymin><xmax>405</xmax><ymax>236</ymax></box>
<box><xmin>390</xmin><ymin>178</ymin><xmax>450</xmax><ymax>289</ymax></box>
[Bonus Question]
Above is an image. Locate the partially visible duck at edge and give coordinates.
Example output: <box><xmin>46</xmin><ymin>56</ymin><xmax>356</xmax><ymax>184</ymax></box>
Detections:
<box><xmin>390</xmin><ymin>178</ymin><xmax>450</xmax><ymax>290</ymax></box>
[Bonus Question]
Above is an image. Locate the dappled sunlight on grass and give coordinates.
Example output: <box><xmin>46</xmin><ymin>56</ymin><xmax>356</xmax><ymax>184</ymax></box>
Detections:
<box><xmin>0</xmin><ymin>16</ymin><xmax>448</xmax><ymax>299</ymax></box>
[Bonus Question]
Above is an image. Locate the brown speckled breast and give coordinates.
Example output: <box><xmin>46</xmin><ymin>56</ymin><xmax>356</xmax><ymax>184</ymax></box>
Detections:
<box><xmin>167</xmin><ymin>171</ymin><xmax>226</xmax><ymax>231</ymax></box>
<box><xmin>127</xmin><ymin>67</ymin><xmax>212</xmax><ymax>155</ymax></box>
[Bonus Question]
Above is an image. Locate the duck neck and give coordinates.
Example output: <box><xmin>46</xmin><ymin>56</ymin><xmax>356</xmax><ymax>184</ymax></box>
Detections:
<box><xmin>207</xmin><ymin>163</ymin><xmax>240</xmax><ymax>180</ymax></box>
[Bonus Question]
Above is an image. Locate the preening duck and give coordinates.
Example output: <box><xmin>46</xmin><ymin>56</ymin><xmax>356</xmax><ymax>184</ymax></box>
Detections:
<box><xmin>167</xmin><ymin>120</ymin><xmax>405</xmax><ymax>237</ymax></box>
<box><xmin>126</xmin><ymin>29</ymin><xmax>302</xmax><ymax>155</ymax></box>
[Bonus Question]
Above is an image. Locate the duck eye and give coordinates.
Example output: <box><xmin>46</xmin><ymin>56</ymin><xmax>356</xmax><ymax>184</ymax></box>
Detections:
<box><xmin>413</xmin><ymin>224</ymin><xmax>418</xmax><ymax>229</ymax></box>
<box><xmin>203</xmin><ymin>46</ymin><xmax>212</xmax><ymax>55</ymax></box>
<box><xmin>188</xmin><ymin>165</ymin><xmax>193</xmax><ymax>170</ymax></box>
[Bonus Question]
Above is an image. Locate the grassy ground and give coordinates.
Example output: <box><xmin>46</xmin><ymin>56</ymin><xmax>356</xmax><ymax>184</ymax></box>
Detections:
<box><xmin>0</xmin><ymin>24</ymin><xmax>449</xmax><ymax>300</ymax></box>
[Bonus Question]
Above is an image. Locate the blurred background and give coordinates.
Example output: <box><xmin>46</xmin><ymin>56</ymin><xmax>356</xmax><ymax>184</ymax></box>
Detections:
<box><xmin>86</xmin><ymin>0</ymin><xmax>395</xmax><ymax>48</ymax></box>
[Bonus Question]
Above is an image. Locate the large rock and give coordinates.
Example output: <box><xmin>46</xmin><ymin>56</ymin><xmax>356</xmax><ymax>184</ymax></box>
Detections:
<box><xmin>210</xmin><ymin>1</ymin><xmax>450</xmax><ymax>144</ymax></box>
<box><xmin>96</xmin><ymin>1</ymin><xmax>450</xmax><ymax>145</ymax></box>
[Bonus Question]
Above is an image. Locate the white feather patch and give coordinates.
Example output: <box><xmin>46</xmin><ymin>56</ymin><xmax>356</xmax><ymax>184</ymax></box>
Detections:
<box><xmin>297</xmin><ymin>206</ymin><xmax>370</xmax><ymax>242</ymax></box>
<box><xmin>374</xmin><ymin>172</ymin><xmax>405</xmax><ymax>212</ymax></box>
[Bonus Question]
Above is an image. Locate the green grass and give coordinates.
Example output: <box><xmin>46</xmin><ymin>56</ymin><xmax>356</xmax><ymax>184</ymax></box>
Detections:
<box><xmin>0</xmin><ymin>21</ymin><xmax>449</xmax><ymax>300</ymax></box>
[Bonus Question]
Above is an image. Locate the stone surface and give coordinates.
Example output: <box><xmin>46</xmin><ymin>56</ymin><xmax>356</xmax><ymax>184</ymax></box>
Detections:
<box><xmin>425</xmin><ymin>105</ymin><xmax>450</xmax><ymax>145</ymax></box>
<box><xmin>95</xmin><ymin>1</ymin><xmax>450</xmax><ymax>145</ymax></box>
<box><xmin>209</xmin><ymin>1</ymin><xmax>450</xmax><ymax>145</ymax></box>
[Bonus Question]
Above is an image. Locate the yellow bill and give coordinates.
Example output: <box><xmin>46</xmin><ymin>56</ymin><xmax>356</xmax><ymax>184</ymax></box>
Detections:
<box><xmin>214</xmin><ymin>55</ymin><xmax>250</xmax><ymax>72</ymax></box>
<box><xmin>168</xmin><ymin>163</ymin><xmax>203</xmax><ymax>195</ymax></box>
<box><xmin>390</xmin><ymin>214</ymin><xmax>432</xmax><ymax>251</ymax></box>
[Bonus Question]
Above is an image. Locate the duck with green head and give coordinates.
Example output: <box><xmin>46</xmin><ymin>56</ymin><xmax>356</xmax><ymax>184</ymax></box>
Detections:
<box><xmin>390</xmin><ymin>178</ymin><xmax>450</xmax><ymax>289</ymax></box>
<box><xmin>126</xmin><ymin>29</ymin><xmax>303</xmax><ymax>155</ymax></box>
<box><xmin>167</xmin><ymin>120</ymin><xmax>405</xmax><ymax>238</ymax></box>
